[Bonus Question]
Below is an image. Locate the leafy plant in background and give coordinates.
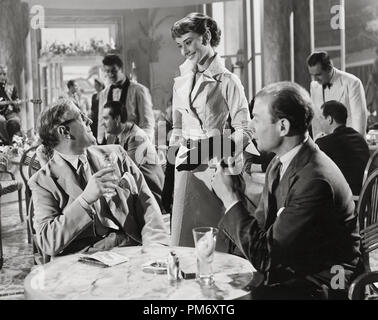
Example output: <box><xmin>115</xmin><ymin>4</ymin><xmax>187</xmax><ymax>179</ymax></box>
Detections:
<box><xmin>0</xmin><ymin>130</ymin><xmax>39</xmax><ymax>170</ymax></box>
<box><xmin>41</xmin><ymin>38</ymin><xmax>121</xmax><ymax>57</ymax></box>
<box><xmin>138</xmin><ymin>9</ymin><xmax>174</xmax><ymax>63</ymax></box>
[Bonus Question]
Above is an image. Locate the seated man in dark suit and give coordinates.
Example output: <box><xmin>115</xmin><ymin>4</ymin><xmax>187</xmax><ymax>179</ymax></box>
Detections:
<box><xmin>29</xmin><ymin>99</ymin><xmax>169</xmax><ymax>257</ymax></box>
<box><xmin>316</xmin><ymin>100</ymin><xmax>370</xmax><ymax>196</ymax></box>
<box><xmin>103</xmin><ymin>101</ymin><xmax>164</xmax><ymax>210</ymax></box>
<box><xmin>211</xmin><ymin>82</ymin><xmax>361</xmax><ymax>299</ymax></box>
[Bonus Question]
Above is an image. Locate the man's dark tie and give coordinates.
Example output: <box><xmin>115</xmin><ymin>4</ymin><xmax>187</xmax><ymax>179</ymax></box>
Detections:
<box><xmin>114</xmin><ymin>136</ymin><xmax>120</xmax><ymax>145</ymax></box>
<box><xmin>76</xmin><ymin>158</ymin><xmax>88</xmax><ymax>190</ymax></box>
<box><xmin>266</xmin><ymin>157</ymin><xmax>282</xmax><ymax>227</ymax></box>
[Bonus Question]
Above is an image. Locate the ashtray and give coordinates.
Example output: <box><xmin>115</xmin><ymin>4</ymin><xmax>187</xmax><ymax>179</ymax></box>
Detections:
<box><xmin>142</xmin><ymin>260</ymin><xmax>167</xmax><ymax>274</ymax></box>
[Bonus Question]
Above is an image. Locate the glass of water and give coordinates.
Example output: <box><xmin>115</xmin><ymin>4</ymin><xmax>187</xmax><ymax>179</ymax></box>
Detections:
<box><xmin>101</xmin><ymin>152</ymin><xmax>121</xmax><ymax>198</ymax></box>
<box><xmin>192</xmin><ymin>227</ymin><xmax>219</xmax><ymax>285</ymax></box>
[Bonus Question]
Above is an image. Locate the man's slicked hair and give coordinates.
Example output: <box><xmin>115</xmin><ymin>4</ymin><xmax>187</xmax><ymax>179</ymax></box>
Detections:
<box><xmin>38</xmin><ymin>99</ymin><xmax>78</xmax><ymax>148</ymax></box>
<box><xmin>255</xmin><ymin>81</ymin><xmax>314</xmax><ymax>136</ymax></box>
<box><xmin>306</xmin><ymin>51</ymin><xmax>333</xmax><ymax>72</ymax></box>
<box><xmin>321</xmin><ymin>100</ymin><xmax>348</xmax><ymax>125</ymax></box>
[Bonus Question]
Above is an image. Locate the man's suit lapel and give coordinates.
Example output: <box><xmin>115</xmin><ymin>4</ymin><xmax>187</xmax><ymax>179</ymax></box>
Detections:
<box><xmin>276</xmin><ymin>139</ymin><xmax>317</xmax><ymax>209</ymax></box>
<box><xmin>327</xmin><ymin>69</ymin><xmax>345</xmax><ymax>102</ymax></box>
<box><xmin>262</xmin><ymin>139</ymin><xmax>317</xmax><ymax>226</ymax></box>
<box><xmin>51</xmin><ymin>153</ymin><xmax>83</xmax><ymax>201</ymax></box>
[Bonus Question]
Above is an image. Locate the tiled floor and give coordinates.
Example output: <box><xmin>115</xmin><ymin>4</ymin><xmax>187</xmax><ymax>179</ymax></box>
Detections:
<box><xmin>0</xmin><ymin>193</ymin><xmax>34</xmax><ymax>300</ymax></box>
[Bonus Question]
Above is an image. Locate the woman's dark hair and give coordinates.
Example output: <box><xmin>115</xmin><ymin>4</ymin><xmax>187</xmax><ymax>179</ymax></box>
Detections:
<box><xmin>171</xmin><ymin>12</ymin><xmax>221</xmax><ymax>47</ymax></box>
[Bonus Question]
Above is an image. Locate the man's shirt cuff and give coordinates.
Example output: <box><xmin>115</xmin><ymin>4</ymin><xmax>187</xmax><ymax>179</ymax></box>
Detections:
<box><xmin>78</xmin><ymin>195</ymin><xmax>95</xmax><ymax>218</ymax></box>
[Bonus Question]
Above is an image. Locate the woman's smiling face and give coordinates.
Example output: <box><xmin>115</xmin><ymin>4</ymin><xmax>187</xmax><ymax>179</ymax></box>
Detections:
<box><xmin>175</xmin><ymin>31</ymin><xmax>210</xmax><ymax>65</ymax></box>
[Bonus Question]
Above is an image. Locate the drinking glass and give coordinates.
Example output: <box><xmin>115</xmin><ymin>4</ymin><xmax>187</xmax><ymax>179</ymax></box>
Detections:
<box><xmin>192</xmin><ymin>227</ymin><xmax>219</xmax><ymax>285</ymax></box>
<box><xmin>101</xmin><ymin>152</ymin><xmax>121</xmax><ymax>199</ymax></box>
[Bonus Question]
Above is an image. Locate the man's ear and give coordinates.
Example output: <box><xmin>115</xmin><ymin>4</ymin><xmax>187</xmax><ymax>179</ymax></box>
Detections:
<box><xmin>279</xmin><ymin>118</ymin><xmax>290</xmax><ymax>136</ymax></box>
<box><xmin>324</xmin><ymin>115</ymin><xmax>333</xmax><ymax>125</ymax></box>
<box><xmin>57</xmin><ymin>126</ymin><xmax>71</xmax><ymax>139</ymax></box>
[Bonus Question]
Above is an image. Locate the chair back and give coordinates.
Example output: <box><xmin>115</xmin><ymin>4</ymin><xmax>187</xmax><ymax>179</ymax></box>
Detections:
<box><xmin>357</xmin><ymin>168</ymin><xmax>378</xmax><ymax>265</ymax></box>
<box><xmin>28</xmin><ymin>199</ymin><xmax>50</xmax><ymax>265</ymax></box>
<box><xmin>28</xmin><ymin>152</ymin><xmax>41</xmax><ymax>179</ymax></box>
<box><xmin>353</xmin><ymin>168</ymin><xmax>378</xmax><ymax>298</ymax></box>
<box><xmin>19</xmin><ymin>145</ymin><xmax>39</xmax><ymax>186</ymax></box>
<box><xmin>363</xmin><ymin>148</ymin><xmax>378</xmax><ymax>185</ymax></box>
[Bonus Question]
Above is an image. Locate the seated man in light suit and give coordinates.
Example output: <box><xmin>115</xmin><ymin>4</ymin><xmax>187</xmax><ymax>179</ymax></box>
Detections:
<box><xmin>103</xmin><ymin>101</ymin><xmax>164</xmax><ymax>210</ymax></box>
<box><xmin>29</xmin><ymin>99</ymin><xmax>169</xmax><ymax>258</ymax></box>
<box><xmin>211</xmin><ymin>82</ymin><xmax>361</xmax><ymax>299</ymax></box>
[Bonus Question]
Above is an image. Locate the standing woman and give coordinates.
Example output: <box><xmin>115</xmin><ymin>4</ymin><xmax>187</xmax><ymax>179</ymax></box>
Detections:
<box><xmin>170</xmin><ymin>12</ymin><xmax>252</xmax><ymax>252</ymax></box>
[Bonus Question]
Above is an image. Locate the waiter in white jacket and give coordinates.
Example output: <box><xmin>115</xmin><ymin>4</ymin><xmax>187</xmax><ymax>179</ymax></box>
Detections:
<box><xmin>307</xmin><ymin>51</ymin><xmax>367</xmax><ymax>139</ymax></box>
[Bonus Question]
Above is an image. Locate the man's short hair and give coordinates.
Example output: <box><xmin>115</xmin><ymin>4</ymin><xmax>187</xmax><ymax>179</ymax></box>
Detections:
<box><xmin>307</xmin><ymin>51</ymin><xmax>333</xmax><ymax>72</ymax></box>
<box><xmin>104</xmin><ymin>101</ymin><xmax>127</xmax><ymax>123</ymax></box>
<box><xmin>321</xmin><ymin>100</ymin><xmax>347</xmax><ymax>125</ymax></box>
<box><xmin>38</xmin><ymin>99</ymin><xmax>78</xmax><ymax>148</ymax></box>
<box><xmin>67</xmin><ymin>80</ymin><xmax>76</xmax><ymax>89</ymax></box>
<box><xmin>102</xmin><ymin>54</ymin><xmax>123</xmax><ymax>69</ymax></box>
<box><xmin>255</xmin><ymin>81</ymin><xmax>314</xmax><ymax>136</ymax></box>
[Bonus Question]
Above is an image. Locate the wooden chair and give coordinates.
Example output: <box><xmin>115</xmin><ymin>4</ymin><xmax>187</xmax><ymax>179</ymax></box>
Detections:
<box><xmin>349</xmin><ymin>168</ymin><xmax>378</xmax><ymax>299</ymax></box>
<box><xmin>19</xmin><ymin>145</ymin><xmax>39</xmax><ymax>211</ymax></box>
<box><xmin>19</xmin><ymin>145</ymin><xmax>41</xmax><ymax>243</ymax></box>
<box><xmin>362</xmin><ymin>148</ymin><xmax>378</xmax><ymax>185</ymax></box>
<box><xmin>0</xmin><ymin>153</ymin><xmax>23</xmax><ymax>223</ymax></box>
<box><xmin>349</xmin><ymin>271</ymin><xmax>378</xmax><ymax>300</ymax></box>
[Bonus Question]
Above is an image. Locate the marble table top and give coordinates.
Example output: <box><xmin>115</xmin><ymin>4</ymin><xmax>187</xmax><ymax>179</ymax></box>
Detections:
<box><xmin>24</xmin><ymin>245</ymin><xmax>256</xmax><ymax>300</ymax></box>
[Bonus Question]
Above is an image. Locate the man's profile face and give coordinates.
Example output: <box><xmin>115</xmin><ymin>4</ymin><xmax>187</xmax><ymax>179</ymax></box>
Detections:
<box><xmin>103</xmin><ymin>64</ymin><xmax>122</xmax><ymax>84</ymax></box>
<box><xmin>62</xmin><ymin>105</ymin><xmax>96</xmax><ymax>150</ymax></box>
<box><xmin>321</xmin><ymin>113</ymin><xmax>332</xmax><ymax>134</ymax></box>
<box><xmin>250</xmin><ymin>95</ymin><xmax>282</xmax><ymax>153</ymax></box>
<box><xmin>102</xmin><ymin>107</ymin><xmax>118</xmax><ymax>134</ymax></box>
<box><xmin>0</xmin><ymin>68</ymin><xmax>7</xmax><ymax>84</ymax></box>
<box><xmin>308</xmin><ymin>63</ymin><xmax>331</xmax><ymax>85</ymax></box>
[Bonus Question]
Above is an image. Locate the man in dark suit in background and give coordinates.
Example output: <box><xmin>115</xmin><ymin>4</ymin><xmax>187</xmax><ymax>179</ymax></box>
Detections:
<box><xmin>211</xmin><ymin>82</ymin><xmax>361</xmax><ymax>299</ymax></box>
<box><xmin>316</xmin><ymin>100</ymin><xmax>369</xmax><ymax>196</ymax></box>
